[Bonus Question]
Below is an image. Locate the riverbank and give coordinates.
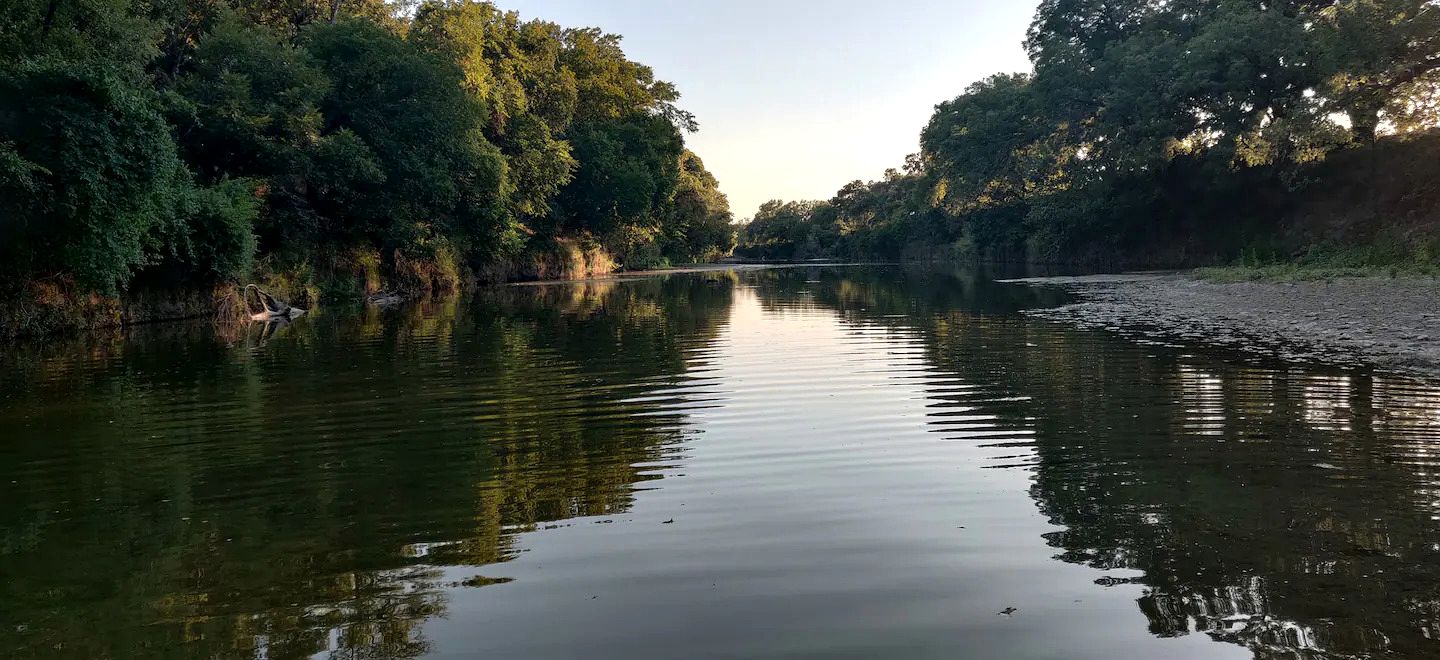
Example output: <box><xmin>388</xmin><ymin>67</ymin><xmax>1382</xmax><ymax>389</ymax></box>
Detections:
<box><xmin>1011</xmin><ymin>273</ymin><xmax>1440</xmax><ymax>378</ymax></box>
<box><xmin>1195</xmin><ymin>261</ymin><xmax>1440</xmax><ymax>282</ymax></box>
<box><xmin>508</xmin><ymin>261</ymin><xmax>890</xmax><ymax>286</ymax></box>
<box><xmin>0</xmin><ymin>239</ymin><xmax>625</xmax><ymax>341</ymax></box>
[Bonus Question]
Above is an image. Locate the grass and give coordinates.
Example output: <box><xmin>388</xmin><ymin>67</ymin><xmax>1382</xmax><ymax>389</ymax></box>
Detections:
<box><xmin>1194</xmin><ymin>263</ymin><xmax>1436</xmax><ymax>282</ymax></box>
<box><xmin>1194</xmin><ymin>240</ymin><xmax>1440</xmax><ymax>282</ymax></box>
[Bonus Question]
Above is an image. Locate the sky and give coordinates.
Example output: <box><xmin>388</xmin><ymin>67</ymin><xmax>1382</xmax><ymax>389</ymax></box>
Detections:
<box><xmin>495</xmin><ymin>0</ymin><xmax>1038</xmax><ymax>220</ymax></box>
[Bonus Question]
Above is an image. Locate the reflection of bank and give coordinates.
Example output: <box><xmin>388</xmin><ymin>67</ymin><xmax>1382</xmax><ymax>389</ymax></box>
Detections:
<box><xmin>1301</xmin><ymin>373</ymin><xmax>1355</xmax><ymax>432</ymax></box>
<box><xmin>243</xmin><ymin>315</ymin><xmax>298</xmax><ymax>346</ymax></box>
<box><xmin>1023</xmin><ymin>358</ymin><xmax>1440</xmax><ymax>658</ymax></box>
<box><xmin>1177</xmin><ymin>365</ymin><xmax>1227</xmax><ymax>436</ymax></box>
<box><xmin>1137</xmin><ymin>575</ymin><xmax>1323</xmax><ymax>653</ymax></box>
<box><xmin>750</xmin><ymin>267</ymin><xmax>1440</xmax><ymax>659</ymax></box>
<box><xmin>0</xmin><ymin>272</ymin><xmax>736</xmax><ymax>659</ymax></box>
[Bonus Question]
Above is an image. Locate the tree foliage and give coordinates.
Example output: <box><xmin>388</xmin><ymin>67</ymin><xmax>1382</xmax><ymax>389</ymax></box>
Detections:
<box><xmin>741</xmin><ymin>0</ymin><xmax>1440</xmax><ymax>266</ymax></box>
<box><xmin>0</xmin><ymin>61</ymin><xmax>190</xmax><ymax>293</ymax></box>
<box><xmin>0</xmin><ymin>0</ymin><xmax>734</xmax><ymax>300</ymax></box>
<box><xmin>665</xmin><ymin>150</ymin><xmax>736</xmax><ymax>262</ymax></box>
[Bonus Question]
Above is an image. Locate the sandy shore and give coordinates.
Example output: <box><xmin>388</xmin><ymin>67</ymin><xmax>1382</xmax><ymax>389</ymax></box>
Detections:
<box><xmin>1009</xmin><ymin>273</ymin><xmax>1440</xmax><ymax>378</ymax></box>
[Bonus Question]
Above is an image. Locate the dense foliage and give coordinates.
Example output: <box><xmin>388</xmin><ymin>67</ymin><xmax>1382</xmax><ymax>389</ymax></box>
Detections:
<box><xmin>0</xmin><ymin>0</ymin><xmax>735</xmax><ymax>298</ymax></box>
<box><xmin>740</xmin><ymin>0</ymin><xmax>1440</xmax><ymax>266</ymax></box>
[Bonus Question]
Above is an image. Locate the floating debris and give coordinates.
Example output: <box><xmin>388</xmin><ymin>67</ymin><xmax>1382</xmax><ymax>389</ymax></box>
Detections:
<box><xmin>1094</xmin><ymin>576</ymin><xmax>1139</xmax><ymax>587</ymax></box>
<box><xmin>454</xmin><ymin>575</ymin><xmax>515</xmax><ymax>588</ymax></box>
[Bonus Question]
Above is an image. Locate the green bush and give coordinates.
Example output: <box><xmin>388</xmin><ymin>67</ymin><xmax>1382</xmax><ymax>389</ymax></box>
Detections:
<box><xmin>177</xmin><ymin>180</ymin><xmax>261</xmax><ymax>282</ymax></box>
<box><xmin>0</xmin><ymin>61</ymin><xmax>187</xmax><ymax>294</ymax></box>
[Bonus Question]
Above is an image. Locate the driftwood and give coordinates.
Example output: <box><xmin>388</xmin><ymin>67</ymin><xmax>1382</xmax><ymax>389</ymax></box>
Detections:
<box><xmin>243</xmin><ymin>285</ymin><xmax>306</xmax><ymax>321</ymax></box>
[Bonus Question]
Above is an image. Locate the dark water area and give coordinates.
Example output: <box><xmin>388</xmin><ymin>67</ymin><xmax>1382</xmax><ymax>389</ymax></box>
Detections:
<box><xmin>3</xmin><ymin>266</ymin><xmax>1439</xmax><ymax>659</ymax></box>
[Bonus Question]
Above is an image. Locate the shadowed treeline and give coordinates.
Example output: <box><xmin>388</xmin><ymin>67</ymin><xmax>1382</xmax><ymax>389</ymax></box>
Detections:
<box><xmin>738</xmin><ymin>2</ymin><xmax>1440</xmax><ymax>271</ymax></box>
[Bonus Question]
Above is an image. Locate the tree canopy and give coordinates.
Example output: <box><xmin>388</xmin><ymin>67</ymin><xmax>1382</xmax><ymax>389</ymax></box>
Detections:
<box><xmin>0</xmin><ymin>0</ymin><xmax>736</xmax><ymax>299</ymax></box>
<box><xmin>739</xmin><ymin>0</ymin><xmax>1440</xmax><ymax>266</ymax></box>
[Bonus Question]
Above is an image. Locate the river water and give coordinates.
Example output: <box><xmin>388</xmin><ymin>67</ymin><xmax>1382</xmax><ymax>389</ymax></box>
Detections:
<box><xmin>3</xmin><ymin>266</ymin><xmax>1439</xmax><ymax>659</ymax></box>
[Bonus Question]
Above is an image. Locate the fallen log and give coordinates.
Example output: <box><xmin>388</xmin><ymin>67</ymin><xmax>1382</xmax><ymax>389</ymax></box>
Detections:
<box><xmin>243</xmin><ymin>284</ymin><xmax>306</xmax><ymax>321</ymax></box>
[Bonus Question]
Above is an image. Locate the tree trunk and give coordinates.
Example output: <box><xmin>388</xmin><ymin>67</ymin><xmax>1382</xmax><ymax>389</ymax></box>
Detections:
<box><xmin>41</xmin><ymin>0</ymin><xmax>60</xmax><ymax>34</ymax></box>
<box><xmin>329</xmin><ymin>0</ymin><xmax>342</xmax><ymax>24</ymax></box>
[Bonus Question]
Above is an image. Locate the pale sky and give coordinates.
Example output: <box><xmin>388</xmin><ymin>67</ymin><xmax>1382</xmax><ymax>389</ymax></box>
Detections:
<box><xmin>496</xmin><ymin>1</ymin><xmax>1038</xmax><ymax>219</ymax></box>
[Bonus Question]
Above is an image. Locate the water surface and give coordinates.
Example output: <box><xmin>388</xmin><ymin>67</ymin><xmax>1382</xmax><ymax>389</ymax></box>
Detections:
<box><xmin>3</xmin><ymin>266</ymin><xmax>1439</xmax><ymax>659</ymax></box>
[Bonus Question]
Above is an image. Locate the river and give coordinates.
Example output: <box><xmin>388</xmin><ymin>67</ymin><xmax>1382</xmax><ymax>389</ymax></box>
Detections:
<box><xmin>3</xmin><ymin>265</ymin><xmax>1438</xmax><ymax>659</ymax></box>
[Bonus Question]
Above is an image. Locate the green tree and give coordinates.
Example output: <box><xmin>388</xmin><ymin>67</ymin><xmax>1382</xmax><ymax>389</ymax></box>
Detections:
<box><xmin>304</xmin><ymin>18</ymin><xmax>508</xmax><ymax>252</ymax></box>
<box><xmin>0</xmin><ymin>0</ymin><xmax>727</xmax><ymax>309</ymax></box>
<box><xmin>663</xmin><ymin>150</ymin><xmax>735</xmax><ymax>262</ymax></box>
<box><xmin>169</xmin><ymin>14</ymin><xmax>327</xmax><ymax>183</ymax></box>
<box><xmin>921</xmin><ymin>73</ymin><xmax>1070</xmax><ymax>210</ymax></box>
<box><xmin>1317</xmin><ymin>0</ymin><xmax>1440</xmax><ymax>142</ymax></box>
<box><xmin>559</xmin><ymin>114</ymin><xmax>683</xmax><ymax>236</ymax></box>
<box><xmin>409</xmin><ymin>2</ymin><xmax>578</xmax><ymax>224</ymax></box>
<box><xmin>0</xmin><ymin>62</ymin><xmax>188</xmax><ymax>293</ymax></box>
<box><xmin>561</xmin><ymin>27</ymin><xmax>695</xmax><ymax>131</ymax></box>
<box><xmin>0</xmin><ymin>0</ymin><xmax>160</xmax><ymax>72</ymax></box>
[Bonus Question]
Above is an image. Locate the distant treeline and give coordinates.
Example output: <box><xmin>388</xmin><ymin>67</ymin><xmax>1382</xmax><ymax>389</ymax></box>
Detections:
<box><xmin>740</xmin><ymin>0</ymin><xmax>1440</xmax><ymax>268</ymax></box>
<box><xmin>0</xmin><ymin>0</ymin><xmax>735</xmax><ymax>302</ymax></box>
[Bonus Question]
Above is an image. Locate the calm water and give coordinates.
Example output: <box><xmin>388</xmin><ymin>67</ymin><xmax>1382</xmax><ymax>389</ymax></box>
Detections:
<box><xmin>3</xmin><ymin>266</ymin><xmax>1440</xmax><ymax>659</ymax></box>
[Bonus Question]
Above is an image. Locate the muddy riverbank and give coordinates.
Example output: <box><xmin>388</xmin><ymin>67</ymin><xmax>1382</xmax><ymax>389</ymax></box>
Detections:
<box><xmin>1011</xmin><ymin>273</ymin><xmax>1440</xmax><ymax>378</ymax></box>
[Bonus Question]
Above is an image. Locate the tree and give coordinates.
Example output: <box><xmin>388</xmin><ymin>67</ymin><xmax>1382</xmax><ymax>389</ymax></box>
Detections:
<box><xmin>304</xmin><ymin>18</ymin><xmax>508</xmax><ymax>252</ymax></box>
<box><xmin>0</xmin><ymin>62</ymin><xmax>189</xmax><ymax>293</ymax></box>
<box><xmin>558</xmin><ymin>114</ymin><xmax>683</xmax><ymax>237</ymax></box>
<box><xmin>0</xmin><ymin>0</ymin><xmax>726</xmax><ymax>305</ymax></box>
<box><xmin>922</xmin><ymin>73</ymin><xmax>1069</xmax><ymax>210</ymax></box>
<box><xmin>0</xmin><ymin>0</ymin><xmax>160</xmax><ymax>72</ymax></box>
<box><xmin>1317</xmin><ymin>0</ymin><xmax>1440</xmax><ymax>141</ymax></box>
<box><xmin>561</xmin><ymin>27</ymin><xmax>696</xmax><ymax>132</ymax></box>
<box><xmin>169</xmin><ymin>15</ymin><xmax>328</xmax><ymax>183</ymax></box>
<box><xmin>663</xmin><ymin>150</ymin><xmax>735</xmax><ymax>262</ymax></box>
<box><xmin>409</xmin><ymin>2</ymin><xmax>577</xmax><ymax>225</ymax></box>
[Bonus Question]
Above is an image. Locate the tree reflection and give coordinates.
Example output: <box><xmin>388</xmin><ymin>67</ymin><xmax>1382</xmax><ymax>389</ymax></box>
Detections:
<box><xmin>1018</xmin><ymin>359</ymin><xmax>1440</xmax><ymax>658</ymax></box>
<box><xmin>8</xmin><ymin>266</ymin><xmax>1440</xmax><ymax>659</ymax></box>
<box><xmin>753</xmin><ymin>266</ymin><xmax>1440</xmax><ymax>659</ymax></box>
<box><xmin>0</xmin><ymin>274</ymin><xmax>734</xmax><ymax>659</ymax></box>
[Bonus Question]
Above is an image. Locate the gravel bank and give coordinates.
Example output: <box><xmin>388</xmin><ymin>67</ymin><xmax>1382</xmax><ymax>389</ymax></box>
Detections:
<box><xmin>1009</xmin><ymin>273</ymin><xmax>1440</xmax><ymax>378</ymax></box>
